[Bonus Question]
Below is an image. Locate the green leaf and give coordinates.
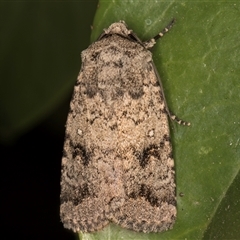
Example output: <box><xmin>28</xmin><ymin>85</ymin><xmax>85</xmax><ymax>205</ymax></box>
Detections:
<box><xmin>79</xmin><ymin>1</ymin><xmax>240</xmax><ymax>239</ymax></box>
<box><xmin>0</xmin><ymin>1</ymin><xmax>98</xmax><ymax>143</ymax></box>
<box><xmin>2</xmin><ymin>1</ymin><xmax>239</xmax><ymax>239</ymax></box>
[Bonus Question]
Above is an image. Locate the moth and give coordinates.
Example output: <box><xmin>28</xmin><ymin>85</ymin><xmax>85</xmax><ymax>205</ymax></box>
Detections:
<box><xmin>60</xmin><ymin>20</ymin><xmax>189</xmax><ymax>233</ymax></box>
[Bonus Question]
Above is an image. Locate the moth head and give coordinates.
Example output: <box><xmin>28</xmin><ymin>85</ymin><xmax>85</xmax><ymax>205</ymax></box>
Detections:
<box><xmin>104</xmin><ymin>21</ymin><xmax>132</xmax><ymax>37</ymax></box>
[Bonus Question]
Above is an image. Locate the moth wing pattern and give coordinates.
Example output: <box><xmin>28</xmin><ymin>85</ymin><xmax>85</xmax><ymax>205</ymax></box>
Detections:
<box><xmin>60</xmin><ymin>21</ymin><xmax>177</xmax><ymax>233</ymax></box>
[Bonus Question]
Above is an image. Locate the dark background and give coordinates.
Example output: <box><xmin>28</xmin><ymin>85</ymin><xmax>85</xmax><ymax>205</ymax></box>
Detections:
<box><xmin>1</xmin><ymin>2</ymin><xmax>98</xmax><ymax>240</ymax></box>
